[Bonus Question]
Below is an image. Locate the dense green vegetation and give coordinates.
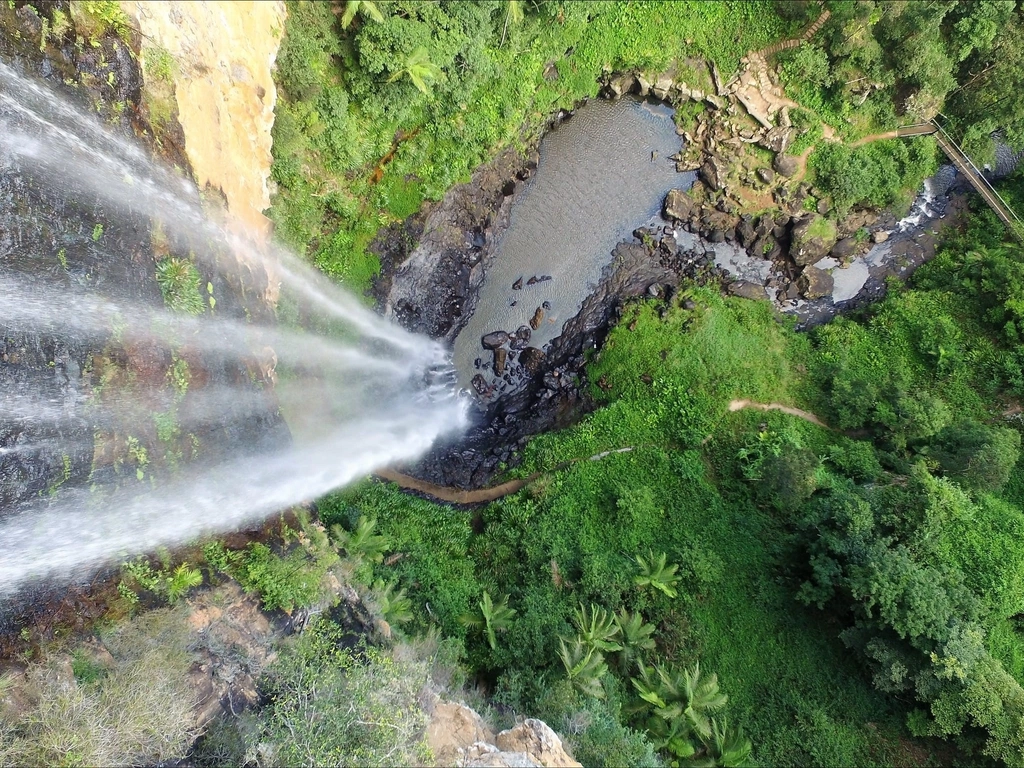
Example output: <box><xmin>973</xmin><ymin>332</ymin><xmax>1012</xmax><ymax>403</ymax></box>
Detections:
<box><xmin>312</xmin><ymin>191</ymin><xmax>1024</xmax><ymax>765</ymax></box>
<box><xmin>16</xmin><ymin>2</ymin><xmax>1024</xmax><ymax>767</ymax></box>
<box><xmin>254</xmin><ymin>2</ymin><xmax>1024</xmax><ymax>765</ymax></box>
<box><xmin>779</xmin><ymin>0</ymin><xmax>1024</xmax><ymax>159</ymax></box>
<box><xmin>269</xmin><ymin>0</ymin><xmax>796</xmax><ymax>292</ymax></box>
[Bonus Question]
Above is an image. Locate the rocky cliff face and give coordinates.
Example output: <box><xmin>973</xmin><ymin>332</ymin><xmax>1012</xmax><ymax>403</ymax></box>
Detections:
<box><xmin>427</xmin><ymin>700</ymin><xmax>582</xmax><ymax>768</ymax></box>
<box><xmin>119</xmin><ymin>0</ymin><xmax>286</xmax><ymax>240</ymax></box>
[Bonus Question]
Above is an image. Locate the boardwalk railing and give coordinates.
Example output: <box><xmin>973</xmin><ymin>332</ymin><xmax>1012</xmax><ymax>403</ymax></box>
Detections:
<box><xmin>927</xmin><ymin>120</ymin><xmax>1024</xmax><ymax>242</ymax></box>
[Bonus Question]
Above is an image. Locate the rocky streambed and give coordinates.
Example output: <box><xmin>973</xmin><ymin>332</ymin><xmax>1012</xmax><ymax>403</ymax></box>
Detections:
<box><xmin>375</xmin><ymin>64</ymin><xmax>975</xmax><ymax>491</ymax></box>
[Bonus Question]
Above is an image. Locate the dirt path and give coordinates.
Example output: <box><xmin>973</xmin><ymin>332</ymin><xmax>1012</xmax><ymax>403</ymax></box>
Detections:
<box><xmin>728</xmin><ymin>399</ymin><xmax>829</xmax><ymax>428</ymax></box>
<box><xmin>375</xmin><ymin>468</ymin><xmax>534</xmax><ymax>504</ymax></box>
<box><xmin>375</xmin><ymin>447</ymin><xmax>637</xmax><ymax>505</ymax></box>
<box><xmin>790</xmin><ymin>145</ymin><xmax>815</xmax><ymax>184</ymax></box>
<box><xmin>850</xmin><ymin>130</ymin><xmax>899</xmax><ymax>148</ymax></box>
<box><xmin>377</xmin><ymin>399</ymin><xmax>830</xmax><ymax>506</ymax></box>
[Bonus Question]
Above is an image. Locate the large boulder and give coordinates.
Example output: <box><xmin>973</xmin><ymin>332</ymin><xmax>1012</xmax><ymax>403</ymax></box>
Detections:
<box><xmin>830</xmin><ymin>237</ymin><xmax>858</xmax><ymax>260</ymax></box>
<box><xmin>700</xmin><ymin>154</ymin><xmax>729</xmax><ymax>191</ymax></box>
<box><xmin>790</xmin><ymin>214</ymin><xmax>838</xmax><ymax>267</ymax></box>
<box><xmin>493</xmin><ymin>348</ymin><xmax>508</xmax><ymax>376</ymax></box>
<box><xmin>427</xmin><ymin>701</ymin><xmax>497</xmax><ymax>767</ymax></box>
<box><xmin>481</xmin><ymin>331</ymin><xmax>509</xmax><ymax>350</ymax></box>
<box><xmin>519</xmin><ymin>347</ymin><xmax>546</xmax><ymax>374</ymax></box>
<box><xmin>651</xmin><ymin>75</ymin><xmax>674</xmax><ymax>100</ymax></box>
<box><xmin>494</xmin><ymin>719</ymin><xmax>582</xmax><ymax>768</ymax></box>
<box><xmin>736</xmin><ymin>216</ymin><xmax>757</xmax><ymax>249</ymax></box>
<box><xmin>728</xmin><ymin>280</ymin><xmax>768</xmax><ymax>300</ymax></box>
<box><xmin>607</xmin><ymin>72</ymin><xmax>636</xmax><ymax>98</ymax></box>
<box><xmin>772</xmin><ymin>153</ymin><xmax>800</xmax><ymax>178</ymax></box>
<box><xmin>798</xmin><ymin>265</ymin><xmax>834</xmax><ymax>300</ymax></box>
<box><xmin>663</xmin><ymin>189</ymin><xmax>694</xmax><ymax>221</ymax></box>
<box><xmin>761</xmin><ymin>125</ymin><xmax>793</xmax><ymax>153</ymax></box>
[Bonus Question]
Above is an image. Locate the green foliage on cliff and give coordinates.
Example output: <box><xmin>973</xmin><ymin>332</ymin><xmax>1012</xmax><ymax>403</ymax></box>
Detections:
<box><xmin>269</xmin><ymin>0</ymin><xmax>796</xmax><ymax>292</ymax></box>
<box><xmin>244</xmin><ymin>619</ymin><xmax>430</xmax><ymax>767</ymax></box>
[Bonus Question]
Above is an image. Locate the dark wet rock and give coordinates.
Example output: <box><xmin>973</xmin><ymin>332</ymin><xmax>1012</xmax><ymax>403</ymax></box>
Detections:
<box><xmin>519</xmin><ymin>347</ymin><xmax>546</xmax><ymax>374</ymax></box>
<box><xmin>542</xmin><ymin>300</ymin><xmax>551</xmax><ymax>309</ymax></box>
<box><xmin>527</xmin><ymin>275</ymin><xmax>538</xmax><ymax>285</ymax></box>
<box><xmin>798</xmin><ymin>265</ymin><xmax>834</xmax><ymax>300</ymax></box>
<box><xmin>378</xmin><ymin>146</ymin><xmax>527</xmax><ymax>339</ymax></box>
<box><xmin>773</xmin><ymin>153</ymin><xmax>800</xmax><ymax>178</ymax></box>
<box><xmin>831</xmin><ymin>237</ymin><xmax>857</xmax><ymax>260</ymax></box>
<box><xmin>529</xmin><ymin>306</ymin><xmax>545</xmax><ymax>330</ymax></box>
<box><xmin>493</xmin><ymin>347</ymin><xmax>508</xmax><ymax>376</ymax></box>
<box><xmin>471</xmin><ymin>374</ymin><xmax>489</xmax><ymax>396</ymax></box>
<box><xmin>482</xmin><ymin>331</ymin><xmax>509</xmax><ymax>350</ymax></box>
<box><xmin>737</xmin><ymin>216</ymin><xmax>756</xmax><ymax>249</ymax></box>
<box><xmin>728</xmin><ymin>281</ymin><xmax>768</xmax><ymax>300</ymax></box>
<box><xmin>838</xmin><ymin>209</ymin><xmax>879</xmax><ymax>236</ymax></box>
<box><xmin>709</xmin><ymin>229</ymin><xmax>726</xmax><ymax>243</ymax></box>
<box><xmin>512</xmin><ymin>276</ymin><xmax>523</xmax><ymax>290</ymax></box>
<box><xmin>509</xmin><ymin>325</ymin><xmax>531</xmax><ymax>349</ymax></box>
<box><xmin>790</xmin><ymin>214</ymin><xmax>838</xmax><ymax>267</ymax></box>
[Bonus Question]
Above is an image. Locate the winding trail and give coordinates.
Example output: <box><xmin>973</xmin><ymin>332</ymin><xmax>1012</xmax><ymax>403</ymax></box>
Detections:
<box><xmin>727</xmin><ymin>399</ymin><xmax>829</xmax><ymax>428</ymax></box>
<box><xmin>377</xmin><ymin>401</ymin><xmax>830</xmax><ymax>504</ymax></box>
<box><xmin>375</xmin><ymin>447</ymin><xmax>637</xmax><ymax>505</ymax></box>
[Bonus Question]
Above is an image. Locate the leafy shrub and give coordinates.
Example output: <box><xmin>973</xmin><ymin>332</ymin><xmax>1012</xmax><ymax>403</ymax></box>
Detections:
<box><xmin>155</xmin><ymin>258</ymin><xmax>205</xmax><ymax>315</ymax></box>
<box><xmin>235</xmin><ymin>542</ymin><xmax>328</xmax><ymax>614</ymax></box>
<box><xmin>245</xmin><ymin>618</ymin><xmax>429</xmax><ymax>767</ymax></box>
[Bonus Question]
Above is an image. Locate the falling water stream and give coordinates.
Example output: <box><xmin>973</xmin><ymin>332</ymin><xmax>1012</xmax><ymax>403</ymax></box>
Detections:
<box><xmin>0</xmin><ymin>62</ymin><xmax>467</xmax><ymax>593</ymax></box>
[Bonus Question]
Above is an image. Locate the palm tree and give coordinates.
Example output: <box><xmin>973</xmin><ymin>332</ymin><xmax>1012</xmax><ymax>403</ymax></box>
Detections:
<box><xmin>573</xmin><ymin>603</ymin><xmax>623</xmax><ymax>653</ymax></box>
<box><xmin>634</xmin><ymin>550</ymin><xmax>681</xmax><ymax>598</ymax></box>
<box><xmin>458</xmin><ymin>591</ymin><xmax>516</xmax><ymax>650</ymax></box>
<box><xmin>632</xmin><ymin>661</ymin><xmax>728</xmax><ymax>742</ymax></box>
<box><xmin>340</xmin><ymin>0</ymin><xmax>384</xmax><ymax>29</ymax></box>
<box><xmin>500</xmin><ymin>0</ymin><xmax>524</xmax><ymax>46</ymax></box>
<box><xmin>613</xmin><ymin>608</ymin><xmax>656</xmax><ymax>672</ymax></box>
<box><xmin>387</xmin><ymin>46</ymin><xmax>442</xmax><ymax>95</ymax></box>
<box><xmin>369</xmin><ymin>578</ymin><xmax>412</xmax><ymax>638</ymax></box>
<box><xmin>331</xmin><ymin>516</ymin><xmax>388</xmax><ymax>564</ymax></box>
<box><xmin>692</xmin><ymin>718</ymin><xmax>754</xmax><ymax>768</ymax></box>
<box><xmin>558</xmin><ymin>636</ymin><xmax>608</xmax><ymax>699</ymax></box>
<box><xmin>166</xmin><ymin>563</ymin><xmax>203</xmax><ymax>603</ymax></box>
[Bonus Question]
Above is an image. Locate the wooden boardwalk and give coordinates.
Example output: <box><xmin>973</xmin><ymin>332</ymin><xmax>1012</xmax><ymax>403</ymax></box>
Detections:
<box><xmin>927</xmin><ymin>121</ymin><xmax>1024</xmax><ymax>241</ymax></box>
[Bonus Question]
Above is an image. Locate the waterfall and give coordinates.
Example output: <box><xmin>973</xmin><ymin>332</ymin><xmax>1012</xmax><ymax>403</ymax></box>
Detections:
<box><xmin>0</xmin><ymin>62</ymin><xmax>467</xmax><ymax>593</ymax></box>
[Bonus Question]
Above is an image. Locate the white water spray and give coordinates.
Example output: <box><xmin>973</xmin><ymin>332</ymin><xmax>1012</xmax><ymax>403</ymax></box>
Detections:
<box><xmin>0</xmin><ymin>63</ymin><xmax>468</xmax><ymax>593</ymax></box>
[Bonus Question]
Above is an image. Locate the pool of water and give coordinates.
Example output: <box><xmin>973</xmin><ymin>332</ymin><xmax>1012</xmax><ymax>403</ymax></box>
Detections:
<box><xmin>452</xmin><ymin>96</ymin><xmax>692</xmax><ymax>389</ymax></box>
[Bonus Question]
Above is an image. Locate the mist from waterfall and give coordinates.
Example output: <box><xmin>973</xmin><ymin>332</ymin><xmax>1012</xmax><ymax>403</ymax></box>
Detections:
<box><xmin>0</xmin><ymin>62</ymin><xmax>468</xmax><ymax>593</ymax></box>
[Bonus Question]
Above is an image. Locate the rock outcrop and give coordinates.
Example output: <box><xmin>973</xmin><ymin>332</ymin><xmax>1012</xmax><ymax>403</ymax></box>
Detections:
<box><xmin>427</xmin><ymin>703</ymin><xmax>582</xmax><ymax>768</ymax></box>
<box><xmin>798</xmin><ymin>265</ymin><xmax>834</xmax><ymax>300</ymax></box>
<box><xmin>790</xmin><ymin>214</ymin><xmax>838</xmax><ymax>266</ymax></box>
<box><xmin>120</xmin><ymin>0</ymin><xmax>286</xmax><ymax>240</ymax></box>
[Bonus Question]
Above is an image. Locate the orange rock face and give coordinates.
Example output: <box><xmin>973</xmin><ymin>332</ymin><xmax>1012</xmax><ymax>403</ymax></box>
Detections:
<box><xmin>120</xmin><ymin>1</ymin><xmax>286</xmax><ymax>241</ymax></box>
